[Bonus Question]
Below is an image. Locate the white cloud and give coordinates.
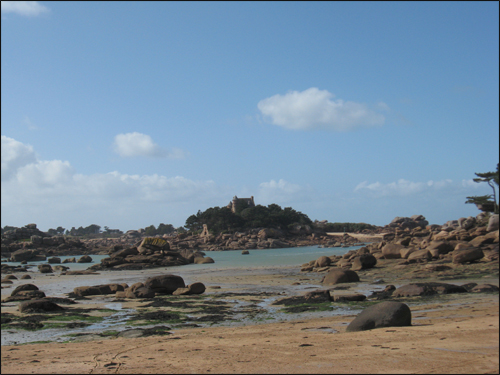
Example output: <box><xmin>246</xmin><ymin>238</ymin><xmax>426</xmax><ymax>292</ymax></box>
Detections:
<box><xmin>257</xmin><ymin>88</ymin><xmax>386</xmax><ymax>131</ymax></box>
<box><xmin>1</xmin><ymin>136</ymin><xmax>218</xmax><ymax>230</ymax></box>
<box><xmin>1</xmin><ymin>135</ymin><xmax>37</xmax><ymax>181</ymax></box>
<box><xmin>1</xmin><ymin>1</ymin><xmax>49</xmax><ymax>17</ymax></box>
<box><xmin>354</xmin><ymin>178</ymin><xmax>455</xmax><ymax>197</ymax></box>
<box><xmin>112</xmin><ymin>132</ymin><xmax>187</xmax><ymax>159</ymax></box>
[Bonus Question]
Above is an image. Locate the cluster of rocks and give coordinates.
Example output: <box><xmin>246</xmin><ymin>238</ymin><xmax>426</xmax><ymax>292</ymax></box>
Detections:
<box><xmin>1</xmin><ymin>273</ymin><xmax>205</xmax><ymax>315</ymax></box>
<box><xmin>302</xmin><ymin>214</ymin><xmax>499</xmax><ymax>273</ymax></box>
<box><xmin>88</xmin><ymin>237</ymin><xmax>215</xmax><ymax>271</ymax></box>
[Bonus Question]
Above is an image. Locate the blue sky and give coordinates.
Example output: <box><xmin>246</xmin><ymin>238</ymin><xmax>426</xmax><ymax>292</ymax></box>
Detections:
<box><xmin>1</xmin><ymin>1</ymin><xmax>499</xmax><ymax>232</ymax></box>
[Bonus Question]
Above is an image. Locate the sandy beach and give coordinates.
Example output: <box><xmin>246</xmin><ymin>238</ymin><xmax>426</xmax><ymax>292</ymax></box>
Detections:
<box><xmin>1</xmin><ymin>258</ymin><xmax>499</xmax><ymax>374</ymax></box>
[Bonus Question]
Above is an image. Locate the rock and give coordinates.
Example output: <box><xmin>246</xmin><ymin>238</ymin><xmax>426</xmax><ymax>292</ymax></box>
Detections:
<box><xmin>303</xmin><ymin>290</ymin><xmax>331</xmax><ymax>303</ymax></box>
<box><xmin>470</xmin><ymin>284</ymin><xmax>499</xmax><ymax>293</ymax></box>
<box><xmin>20</xmin><ymin>274</ymin><xmax>32</xmax><ymax>279</ymax></box>
<box><xmin>350</xmin><ymin>254</ymin><xmax>377</xmax><ymax>271</ymax></box>
<box><xmin>452</xmin><ymin>248</ymin><xmax>484</xmax><ymax>264</ymax></box>
<box><xmin>407</xmin><ymin>250</ymin><xmax>431</xmax><ymax>261</ymax></box>
<box><xmin>77</xmin><ymin>255</ymin><xmax>93</xmax><ymax>263</ymax></box>
<box><xmin>3</xmin><ymin>290</ymin><xmax>46</xmax><ymax>301</ymax></box>
<box><xmin>73</xmin><ymin>284</ymin><xmax>124</xmax><ymax>297</ymax></box>
<box><xmin>381</xmin><ymin>244</ymin><xmax>404</xmax><ymax>259</ymax></box>
<box><xmin>172</xmin><ymin>287</ymin><xmax>191</xmax><ymax>296</ymax></box>
<box><xmin>426</xmin><ymin>241</ymin><xmax>454</xmax><ymax>255</ymax></box>
<box><xmin>111</xmin><ymin>247</ymin><xmax>139</xmax><ymax>258</ymax></box>
<box><xmin>53</xmin><ymin>265</ymin><xmax>70</xmax><ymax>272</ymax></box>
<box><xmin>4</xmin><ymin>275</ymin><xmax>18</xmax><ymax>280</ymax></box>
<box><xmin>37</xmin><ymin>264</ymin><xmax>53</xmax><ymax>273</ymax></box>
<box><xmin>19</xmin><ymin>299</ymin><xmax>65</xmax><ymax>313</ymax></box>
<box><xmin>187</xmin><ymin>282</ymin><xmax>206</xmax><ymax>295</ymax></box>
<box><xmin>321</xmin><ymin>269</ymin><xmax>359</xmax><ymax>285</ymax></box>
<box><xmin>241</xmin><ymin>250</ymin><xmax>249</xmax><ymax>255</ymax></box>
<box><xmin>346</xmin><ymin>301</ymin><xmax>412</xmax><ymax>332</ymax></box>
<box><xmin>487</xmin><ymin>214</ymin><xmax>499</xmax><ymax>232</ymax></box>
<box><xmin>9</xmin><ymin>249</ymin><xmax>38</xmax><ymax>262</ymax></box>
<box><xmin>62</xmin><ymin>257</ymin><xmax>76</xmax><ymax>263</ymax></box>
<box><xmin>314</xmin><ymin>256</ymin><xmax>331</xmax><ymax>268</ymax></box>
<box><xmin>331</xmin><ymin>294</ymin><xmax>366</xmax><ymax>302</ymax></box>
<box><xmin>10</xmin><ymin>283</ymin><xmax>39</xmax><ymax>295</ymax></box>
<box><xmin>143</xmin><ymin>274</ymin><xmax>186</xmax><ymax>294</ymax></box>
<box><xmin>125</xmin><ymin>287</ymin><xmax>155</xmax><ymax>299</ymax></box>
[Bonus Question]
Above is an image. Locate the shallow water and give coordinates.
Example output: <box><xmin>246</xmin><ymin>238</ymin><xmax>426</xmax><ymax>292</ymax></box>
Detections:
<box><xmin>1</xmin><ymin>245</ymin><xmax>362</xmax><ymax>272</ymax></box>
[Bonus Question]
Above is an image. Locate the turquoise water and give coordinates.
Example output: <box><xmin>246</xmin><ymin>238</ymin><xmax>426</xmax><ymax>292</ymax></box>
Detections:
<box><xmin>1</xmin><ymin>245</ymin><xmax>362</xmax><ymax>272</ymax></box>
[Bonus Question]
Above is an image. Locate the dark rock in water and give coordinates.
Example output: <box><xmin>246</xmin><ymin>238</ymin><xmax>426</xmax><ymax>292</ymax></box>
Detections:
<box><xmin>77</xmin><ymin>255</ymin><xmax>93</xmax><ymax>263</ymax></box>
<box><xmin>346</xmin><ymin>301</ymin><xmax>412</xmax><ymax>332</ymax></box>
<box><xmin>19</xmin><ymin>299</ymin><xmax>65</xmax><ymax>313</ymax></box>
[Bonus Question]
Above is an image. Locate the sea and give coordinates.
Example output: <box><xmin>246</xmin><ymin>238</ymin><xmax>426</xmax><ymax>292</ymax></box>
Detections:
<box><xmin>1</xmin><ymin>245</ymin><xmax>363</xmax><ymax>273</ymax></box>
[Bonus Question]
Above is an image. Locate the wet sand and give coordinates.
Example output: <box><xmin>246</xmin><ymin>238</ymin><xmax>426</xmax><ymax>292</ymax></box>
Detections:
<box><xmin>1</xmin><ymin>262</ymin><xmax>499</xmax><ymax>374</ymax></box>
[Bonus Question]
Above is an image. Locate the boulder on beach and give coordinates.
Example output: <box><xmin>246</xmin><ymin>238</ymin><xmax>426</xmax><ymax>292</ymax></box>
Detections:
<box><xmin>144</xmin><ymin>274</ymin><xmax>185</xmax><ymax>294</ymax></box>
<box><xmin>321</xmin><ymin>269</ymin><xmax>359</xmax><ymax>285</ymax></box>
<box><xmin>38</xmin><ymin>264</ymin><xmax>53</xmax><ymax>273</ymax></box>
<box><xmin>346</xmin><ymin>301</ymin><xmax>412</xmax><ymax>332</ymax></box>
<box><xmin>350</xmin><ymin>253</ymin><xmax>377</xmax><ymax>271</ymax></box>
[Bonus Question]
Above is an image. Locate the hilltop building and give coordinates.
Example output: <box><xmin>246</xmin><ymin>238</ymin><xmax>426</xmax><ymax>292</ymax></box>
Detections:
<box><xmin>227</xmin><ymin>195</ymin><xmax>255</xmax><ymax>213</ymax></box>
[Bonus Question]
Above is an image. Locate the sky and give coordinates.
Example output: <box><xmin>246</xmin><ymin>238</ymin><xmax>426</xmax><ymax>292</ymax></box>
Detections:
<box><xmin>1</xmin><ymin>1</ymin><xmax>499</xmax><ymax>232</ymax></box>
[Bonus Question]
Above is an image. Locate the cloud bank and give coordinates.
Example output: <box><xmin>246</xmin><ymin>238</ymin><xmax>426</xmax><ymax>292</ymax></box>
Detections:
<box><xmin>113</xmin><ymin>132</ymin><xmax>187</xmax><ymax>159</ymax></box>
<box><xmin>1</xmin><ymin>136</ymin><xmax>213</xmax><ymax>229</ymax></box>
<box><xmin>1</xmin><ymin>1</ymin><xmax>49</xmax><ymax>17</ymax></box>
<box><xmin>257</xmin><ymin>88</ymin><xmax>387</xmax><ymax>131</ymax></box>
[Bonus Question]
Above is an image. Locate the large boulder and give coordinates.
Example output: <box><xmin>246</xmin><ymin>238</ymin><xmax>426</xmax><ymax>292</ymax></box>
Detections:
<box><xmin>452</xmin><ymin>248</ymin><xmax>484</xmax><ymax>264</ymax></box>
<box><xmin>143</xmin><ymin>274</ymin><xmax>185</xmax><ymax>294</ymax></box>
<box><xmin>321</xmin><ymin>269</ymin><xmax>359</xmax><ymax>285</ymax></box>
<box><xmin>350</xmin><ymin>254</ymin><xmax>377</xmax><ymax>271</ymax></box>
<box><xmin>77</xmin><ymin>255</ymin><xmax>93</xmax><ymax>263</ymax></box>
<box><xmin>38</xmin><ymin>264</ymin><xmax>53</xmax><ymax>273</ymax></box>
<box><xmin>346</xmin><ymin>301</ymin><xmax>412</xmax><ymax>332</ymax></box>
<box><xmin>381</xmin><ymin>244</ymin><xmax>404</xmax><ymax>259</ymax></box>
<box><xmin>487</xmin><ymin>214</ymin><xmax>499</xmax><ymax>232</ymax></box>
<box><xmin>11</xmin><ymin>283</ymin><xmax>39</xmax><ymax>296</ymax></box>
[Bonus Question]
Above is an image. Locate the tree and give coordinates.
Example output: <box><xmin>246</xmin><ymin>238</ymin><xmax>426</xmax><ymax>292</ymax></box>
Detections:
<box><xmin>466</xmin><ymin>163</ymin><xmax>499</xmax><ymax>214</ymax></box>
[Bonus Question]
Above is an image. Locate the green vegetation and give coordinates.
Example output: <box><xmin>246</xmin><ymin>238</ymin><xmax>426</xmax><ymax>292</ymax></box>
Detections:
<box><xmin>320</xmin><ymin>222</ymin><xmax>378</xmax><ymax>233</ymax></box>
<box><xmin>465</xmin><ymin>163</ymin><xmax>499</xmax><ymax>214</ymax></box>
<box><xmin>143</xmin><ymin>223</ymin><xmax>176</xmax><ymax>236</ymax></box>
<box><xmin>185</xmin><ymin>203</ymin><xmax>312</xmax><ymax>234</ymax></box>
